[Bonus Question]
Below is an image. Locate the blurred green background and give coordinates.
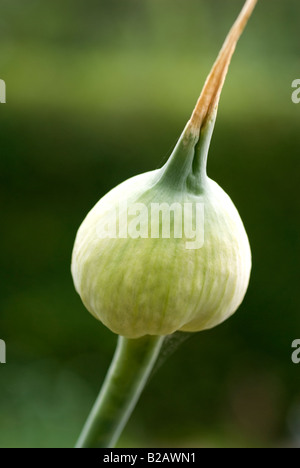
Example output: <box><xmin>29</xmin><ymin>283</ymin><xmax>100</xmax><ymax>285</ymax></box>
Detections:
<box><xmin>1</xmin><ymin>0</ymin><xmax>300</xmax><ymax>448</ymax></box>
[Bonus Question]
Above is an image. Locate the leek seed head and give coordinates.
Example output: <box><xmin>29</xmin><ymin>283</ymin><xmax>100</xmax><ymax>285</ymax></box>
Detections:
<box><xmin>72</xmin><ymin>0</ymin><xmax>257</xmax><ymax>338</ymax></box>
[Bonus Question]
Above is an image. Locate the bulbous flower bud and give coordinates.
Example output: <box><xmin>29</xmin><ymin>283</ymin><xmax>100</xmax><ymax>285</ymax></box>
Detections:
<box><xmin>72</xmin><ymin>0</ymin><xmax>256</xmax><ymax>339</ymax></box>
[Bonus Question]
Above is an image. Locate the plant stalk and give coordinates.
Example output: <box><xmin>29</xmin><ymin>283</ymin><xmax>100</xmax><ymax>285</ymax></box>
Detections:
<box><xmin>76</xmin><ymin>334</ymin><xmax>165</xmax><ymax>448</ymax></box>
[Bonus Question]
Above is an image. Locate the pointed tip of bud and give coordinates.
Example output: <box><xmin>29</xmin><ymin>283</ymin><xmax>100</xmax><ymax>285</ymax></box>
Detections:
<box><xmin>188</xmin><ymin>0</ymin><xmax>258</xmax><ymax>137</ymax></box>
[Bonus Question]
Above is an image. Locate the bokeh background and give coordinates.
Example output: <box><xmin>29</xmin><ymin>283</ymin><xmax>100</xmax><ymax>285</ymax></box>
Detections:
<box><xmin>1</xmin><ymin>0</ymin><xmax>300</xmax><ymax>448</ymax></box>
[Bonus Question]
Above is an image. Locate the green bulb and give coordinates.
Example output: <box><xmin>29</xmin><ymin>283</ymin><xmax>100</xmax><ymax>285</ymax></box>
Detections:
<box><xmin>72</xmin><ymin>0</ymin><xmax>256</xmax><ymax>339</ymax></box>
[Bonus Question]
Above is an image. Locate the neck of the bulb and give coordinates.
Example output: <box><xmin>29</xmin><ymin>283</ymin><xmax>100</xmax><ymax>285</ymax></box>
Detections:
<box><xmin>158</xmin><ymin>110</ymin><xmax>217</xmax><ymax>195</ymax></box>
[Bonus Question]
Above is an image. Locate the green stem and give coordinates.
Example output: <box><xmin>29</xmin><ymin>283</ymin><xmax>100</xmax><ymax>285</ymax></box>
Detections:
<box><xmin>75</xmin><ymin>335</ymin><xmax>165</xmax><ymax>448</ymax></box>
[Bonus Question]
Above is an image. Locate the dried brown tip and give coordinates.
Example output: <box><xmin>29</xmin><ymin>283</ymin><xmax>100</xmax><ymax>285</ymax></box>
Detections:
<box><xmin>188</xmin><ymin>0</ymin><xmax>258</xmax><ymax>136</ymax></box>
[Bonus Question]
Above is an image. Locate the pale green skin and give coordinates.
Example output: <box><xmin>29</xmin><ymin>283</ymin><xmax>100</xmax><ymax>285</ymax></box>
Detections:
<box><xmin>72</xmin><ymin>117</ymin><xmax>251</xmax><ymax>339</ymax></box>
